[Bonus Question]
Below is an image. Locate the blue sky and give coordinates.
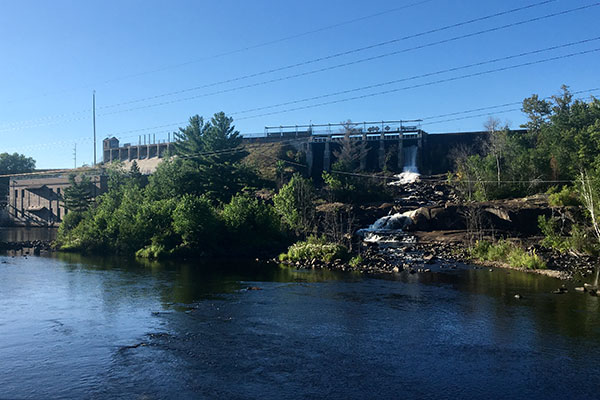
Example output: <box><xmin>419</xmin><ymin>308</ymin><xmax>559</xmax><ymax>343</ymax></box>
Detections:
<box><xmin>0</xmin><ymin>0</ymin><xmax>599</xmax><ymax>168</ymax></box>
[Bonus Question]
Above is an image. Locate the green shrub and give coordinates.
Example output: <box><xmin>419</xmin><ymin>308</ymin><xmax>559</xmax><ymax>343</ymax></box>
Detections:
<box><xmin>172</xmin><ymin>194</ymin><xmax>219</xmax><ymax>247</ymax></box>
<box><xmin>471</xmin><ymin>240</ymin><xmax>546</xmax><ymax>269</ymax></box>
<box><xmin>222</xmin><ymin>193</ymin><xmax>282</xmax><ymax>246</ymax></box>
<box><xmin>273</xmin><ymin>174</ymin><xmax>315</xmax><ymax>233</ymax></box>
<box><xmin>538</xmin><ymin>215</ymin><xmax>570</xmax><ymax>252</ymax></box>
<box><xmin>280</xmin><ymin>237</ymin><xmax>349</xmax><ymax>263</ymax></box>
<box><xmin>349</xmin><ymin>255</ymin><xmax>364</xmax><ymax>268</ymax></box>
<box><xmin>57</xmin><ymin>211</ymin><xmax>84</xmax><ymax>236</ymax></box>
<box><xmin>547</xmin><ymin>186</ymin><xmax>581</xmax><ymax>207</ymax></box>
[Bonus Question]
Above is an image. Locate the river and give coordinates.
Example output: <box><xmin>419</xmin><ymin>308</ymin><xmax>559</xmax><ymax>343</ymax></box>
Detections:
<box><xmin>1</xmin><ymin>253</ymin><xmax>599</xmax><ymax>399</ymax></box>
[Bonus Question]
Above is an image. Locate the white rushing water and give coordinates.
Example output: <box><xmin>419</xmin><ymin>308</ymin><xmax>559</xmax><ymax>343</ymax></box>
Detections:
<box><xmin>357</xmin><ymin>209</ymin><xmax>419</xmax><ymax>244</ymax></box>
<box><xmin>389</xmin><ymin>145</ymin><xmax>420</xmax><ymax>186</ymax></box>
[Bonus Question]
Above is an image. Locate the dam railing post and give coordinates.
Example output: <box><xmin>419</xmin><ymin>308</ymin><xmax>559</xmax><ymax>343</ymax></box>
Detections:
<box><xmin>323</xmin><ymin>137</ymin><xmax>331</xmax><ymax>172</ymax></box>
<box><xmin>397</xmin><ymin>131</ymin><xmax>404</xmax><ymax>171</ymax></box>
<box><xmin>378</xmin><ymin>130</ymin><xmax>385</xmax><ymax>171</ymax></box>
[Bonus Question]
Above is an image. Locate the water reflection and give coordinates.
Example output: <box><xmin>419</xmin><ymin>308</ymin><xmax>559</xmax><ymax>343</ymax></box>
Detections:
<box><xmin>0</xmin><ymin>227</ymin><xmax>57</xmax><ymax>242</ymax></box>
<box><xmin>1</xmin><ymin>253</ymin><xmax>599</xmax><ymax>399</ymax></box>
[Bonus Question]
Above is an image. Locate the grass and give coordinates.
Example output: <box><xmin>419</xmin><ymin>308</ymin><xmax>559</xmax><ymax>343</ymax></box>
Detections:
<box><xmin>471</xmin><ymin>240</ymin><xmax>546</xmax><ymax>270</ymax></box>
<box><xmin>279</xmin><ymin>235</ymin><xmax>349</xmax><ymax>263</ymax></box>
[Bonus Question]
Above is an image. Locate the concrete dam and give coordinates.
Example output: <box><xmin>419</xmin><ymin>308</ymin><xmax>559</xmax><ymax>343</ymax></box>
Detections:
<box><xmin>102</xmin><ymin>120</ymin><xmax>513</xmax><ymax>178</ymax></box>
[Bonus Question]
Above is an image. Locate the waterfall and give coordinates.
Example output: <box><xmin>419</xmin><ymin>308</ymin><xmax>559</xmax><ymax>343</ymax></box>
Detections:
<box><xmin>389</xmin><ymin>145</ymin><xmax>420</xmax><ymax>185</ymax></box>
<box><xmin>356</xmin><ymin>209</ymin><xmax>418</xmax><ymax>244</ymax></box>
<box><xmin>403</xmin><ymin>145</ymin><xmax>419</xmax><ymax>174</ymax></box>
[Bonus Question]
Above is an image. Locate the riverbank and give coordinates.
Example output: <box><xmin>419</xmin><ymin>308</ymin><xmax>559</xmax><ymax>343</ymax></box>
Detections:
<box><xmin>277</xmin><ymin>177</ymin><xmax>597</xmax><ymax>282</ymax></box>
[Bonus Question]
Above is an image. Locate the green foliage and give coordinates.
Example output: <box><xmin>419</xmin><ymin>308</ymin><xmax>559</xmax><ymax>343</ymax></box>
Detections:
<box><xmin>56</xmin><ymin>211</ymin><xmax>84</xmax><ymax>238</ymax></box>
<box><xmin>538</xmin><ymin>216</ymin><xmax>571</xmax><ymax>253</ymax></box>
<box><xmin>172</xmin><ymin>194</ymin><xmax>219</xmax><ymax>248</ymax></box>
<box><xmin>452</xmin><ymin>86</ymin><xmax>600</xmax><ymax>201</ymax></box>
<box><xmin>280</xmin><ymin>236</ymin><xmax>349</xmax><ymax>263</ymax></box>
<box><xmin>0</xmin><ymin>152</ymin><xmax>35</xmax><ymax>174</ymax></box>
<box><xmin>547</xmin><ymin>186</ymin><xmax>581</xmax><ymax>207</ymax></box>
<box><xmin>471</xmin><ymin>240</ymin><xmax>546</xmax><ymax>269</ymax></box>
<box><xmin>170</xmin><ymin>112</ymin><xmax>254</xmax><ymax>203</ymax></box>
<box><xmin>62</xmin><ymin>174</ymin><xmax>95</xmax><ymax>212</ymax></box>
<box><xmin>222</xmin><ymin>193</ymin><xmax>281</xmax><ymax>245</ymax></box>
<box><xmin>349</xmin><ymin>255</ymin><xmax>364</xmax><ymax>268</ymax></box>
<box><xmin>273</xmin><ymin>173</ymin><xmax>315</xmax><ymax>234</ymax></box>
<box><xmin>322</xmin><ymin>170</ymin><xmax>393</xmax><ymax>204</ymax></box>
<box><xmin>146</xmin><ymin>158</ymin><xmax>203</xmax><ymax>201</ymax></box>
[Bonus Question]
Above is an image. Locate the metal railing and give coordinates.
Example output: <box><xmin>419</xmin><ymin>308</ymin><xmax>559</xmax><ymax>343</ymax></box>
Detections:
<box><xmin>264</xmin><ymin>120</ymin><xmax>423</xmax><ymax>137</ymax></box>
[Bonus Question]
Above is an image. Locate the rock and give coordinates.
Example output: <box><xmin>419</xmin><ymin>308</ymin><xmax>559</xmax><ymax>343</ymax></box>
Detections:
<box><xmin>247</xmin><ymin>286</ymin><xmax>262</xmax><ymax>291</ymax></box>
<box><xmin>514</xmin><ymin>294</ymin><xmax>522</xmax><ymax>299</ymax></box>
<box><xmin>392</xmin><ymin>266</ymin><xmax>400</xmax><ymax>273</ymax></box>
<box><xmin>489</xmin><ymin>269</ymin><xmax>493</xmax><ymax>272</ymax></box>
<box><xmin>574</xmin><ymin>287</ymin><xmax>585</xmax><ymax>293</ymax></box>
<box><xmin>423</xmin><ymin>253</ymin><xmax>435</xmax><ymax>264</ymax></box>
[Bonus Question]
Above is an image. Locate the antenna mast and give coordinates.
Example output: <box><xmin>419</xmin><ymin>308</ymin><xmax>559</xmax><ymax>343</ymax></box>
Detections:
<box><xmin>93</xmin><ymin>91</ymin><xmax>97</xmax><ymax>165</ymax></box>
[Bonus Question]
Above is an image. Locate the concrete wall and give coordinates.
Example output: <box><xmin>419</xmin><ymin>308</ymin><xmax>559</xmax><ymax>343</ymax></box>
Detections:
<box><xmin>7</xmin><ymin>175</ymin><xmax>107</xmax><ymax>227</ymax></box>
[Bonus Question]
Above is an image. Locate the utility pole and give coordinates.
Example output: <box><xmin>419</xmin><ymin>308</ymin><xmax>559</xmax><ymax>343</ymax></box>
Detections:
<box><xmin>73</xmin><ymin>143</ymin><xmax>77</xmax><ymax>169</ymax></box>
<box><xmin>93</xmin><ymin>90</ymin><xmax>97</xmax><ymax>166</ymax></box>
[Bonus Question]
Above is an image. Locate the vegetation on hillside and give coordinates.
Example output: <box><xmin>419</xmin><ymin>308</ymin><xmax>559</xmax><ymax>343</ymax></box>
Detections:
<box><xmin>452</xmin><ymin>85</ymin><xmax>600</xmax><ymax>260</ymax></box>
<box><xmin>55</xmin><ymin>113</ymin><xmax>393</xmax><ymax>261</ymax></box>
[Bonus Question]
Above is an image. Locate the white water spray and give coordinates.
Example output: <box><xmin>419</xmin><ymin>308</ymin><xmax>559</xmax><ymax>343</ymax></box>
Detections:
<box><xmin>389</xmin><ymin>145</ymin><xmax>420</xmax><ymax>185</ymax></box>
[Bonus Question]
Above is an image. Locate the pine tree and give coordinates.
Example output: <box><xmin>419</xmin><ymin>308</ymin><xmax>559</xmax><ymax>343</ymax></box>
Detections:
<box><xmin>62</xmin><ymin>174</ymin><xmax>95</xmax><ymax>212</ymax></box>
<box><xmin>169</xmin><ymin>112</ymin><xmax>254</xmax><ymax>203</ymax></box>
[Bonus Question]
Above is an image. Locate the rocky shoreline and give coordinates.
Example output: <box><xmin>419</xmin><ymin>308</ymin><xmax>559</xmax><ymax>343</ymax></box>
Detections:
<box><xmin>277</xmin><ymin>176</ymin><xmax>597</xmax><ymax>282</ymax></box>
<box><xmin>0</xmin><ymin>240</ymin><xmax>53</xmax><ymax>255</ymax></box>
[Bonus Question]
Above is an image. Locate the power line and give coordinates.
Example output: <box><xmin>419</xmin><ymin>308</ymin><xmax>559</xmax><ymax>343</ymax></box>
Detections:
<box><xmin>0</xmin><ymin>0</ymin><xmax>571</xmax><ymax>131</ymax></box>
<box><xmin>234</xmin><ymin>47</ymin><xmax>600</xmax><ymax>121</ymax></box>
<box><xmin>225</xmin><ymin>37</ymin><xmax>600</xmax><ymax>117</ymax></box>
<box><xmin>4</xmin><ymin>85</ymin><xmax>600</xmax><ymax>154</ymax></box>
<box><xmin>95</xmin><ymin>0</ymin><xmax>437</xmax><ymax>86</ymax></box>
<box><xmin>98</xmin><ymin>0</ymin><xmax>561</xmax><ymax>114</ymax></box>
<box><xmin>420</xmin><ymin>87</ymin><xmax>600</xmax><ymax>126</ymax></box>
<box><xmin>1</xmin><ymin>0</ymin><xmax>434</xmax><ymax>108</ymax></box>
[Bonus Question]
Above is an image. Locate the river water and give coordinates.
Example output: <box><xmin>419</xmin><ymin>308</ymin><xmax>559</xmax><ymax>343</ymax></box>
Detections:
<box><xmin>0</xmin><ymin>227</ymin><xmax>57</xmax><ymax>242</ymax></box>
<box><xmin>1</xmin><ymin>253</ymin><xmax>599</xmax><ymax>399</ymax></box>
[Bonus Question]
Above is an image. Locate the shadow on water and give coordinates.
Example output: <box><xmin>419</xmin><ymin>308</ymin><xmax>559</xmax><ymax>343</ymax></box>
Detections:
<box><xmin>51</xmin><ymin>252</ymin><xmax>358</xmax><ymax>307</ymax></box>
<box><xmin>0</xmin><ymin>226</ymin><xmax>57</xmax><ymax>242</ymax></box>
<box><xmin>377</xmin><ymin>264</ymin><xmax>600</xmax><ymax>341</ymax></box>
<box><xmin>2</xmin><ymin>252</ymin><xmax>600</xmax><ymax>399</ymax></box>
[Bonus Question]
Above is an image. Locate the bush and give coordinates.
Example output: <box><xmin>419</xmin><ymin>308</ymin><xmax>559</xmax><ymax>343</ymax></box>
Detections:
<box><xmin>538</xmin><ymin>215</ymin><xmax>571</xmax><ymax>252</ymax></box>
<box><xmin>280</xmin><ymin>236</ymin><xmax>349</xmax><ymax>263</ymax></box>
<box><xmin>172</xmin><ymin>194</ymin><xmax>219</xmax><ymax>248</ymax></box>
<box><xmin>222</xmin><ymin>193</ymin><xmax>282</xmax><ymax>247</ymax></box>
<box><xmin>547</xmin><ymin>186</ymin><xmax>581</xmax><ymax>207</ymax></box>
<box><xmin>57</xmin><ymin>211</ymin><xmax>84</xmax><ymax>236</ymax></box>
<box><xmin>471</xmin><ymin>240</ymin><xmax>546</xmax><ymax>269</ymax></box>
<box><xmin>273</xmin><ymin>174</ymin><xmax>315</xmax><ymax>234</ymax></box>
<box><xmin>349</xmin><ymin>255</ymin><xmax>364</xmax><ymax>268</ymax></box>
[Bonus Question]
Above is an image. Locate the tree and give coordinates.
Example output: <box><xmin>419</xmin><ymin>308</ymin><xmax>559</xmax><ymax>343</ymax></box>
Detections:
<box><xmin>172</xmin><ymin>115</ymin><xmax>210</xmax><ymax>158</ymax></box>
<box><xmin>0</xmin><ymin>152</ymin><xmax>35</xmax><ymax>174</ymax></box>
<box><xmin>332</xmin><ymin>120</ymin><xmax>368</xmax><ymax>172</ymax></box>
<box><xmin>171</xmin><ymin>112</ymin><xmax>254</xmax><ymax>203</ymax></box>
<box><xmin>273</xmin><ymin>173</ymin><xmax>316</xmax><ymax>234</ymax></box>
<box><xmin>62</xmin><ymin>174</ymin><xmax>95</xmax><ymax>212</ymax></box>
<box><xmin>483</xmin><ymin>116</ymin><xmax>508</xmax><ymax>188</ymax></box>
<box><xmin>579</xmin><ymin>170</ymin><xmax>600</xmax><ymax>287</ymax></box>
<box><xmin>521</xmin><ymin>94</ymin><xmax>551</xmax><ymax>134</ymax></box>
